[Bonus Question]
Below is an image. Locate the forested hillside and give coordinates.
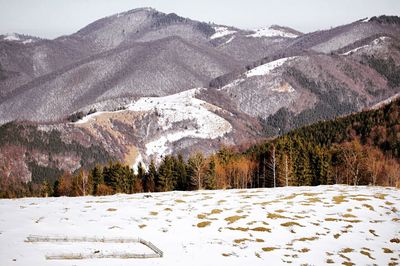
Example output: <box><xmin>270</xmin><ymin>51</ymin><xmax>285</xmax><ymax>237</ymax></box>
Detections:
<box><xmin>1</xmin><ymin>98</ymin><xmax>399</xmax><ymax>198</ymax></box>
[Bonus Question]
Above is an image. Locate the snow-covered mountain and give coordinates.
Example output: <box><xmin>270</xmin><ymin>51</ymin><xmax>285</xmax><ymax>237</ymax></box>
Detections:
<box><xmin>0</xmin><ymin>10</ymin><xmax>400</xmax><ymax>182</ymax></box>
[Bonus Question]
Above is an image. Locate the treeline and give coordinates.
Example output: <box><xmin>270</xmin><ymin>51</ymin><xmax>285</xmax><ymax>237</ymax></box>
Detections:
<box><xmin>2</xmin><ymin>150</ymin><xmax>258</xmax><ymax>197</ymax></box>
<box><xmin>249</xmin><ymin>97</ymin><xmax>400</xmax><ymax>187</ymax></box>
<box><xmin>0</xmin><ymin>122</ymin><xmax>113</xmax><ymax>184</ymax></box>
<box><xmin>0</xmin><ymin>99</ymin><xmax>399</xmax><ymax>198</ymax></box>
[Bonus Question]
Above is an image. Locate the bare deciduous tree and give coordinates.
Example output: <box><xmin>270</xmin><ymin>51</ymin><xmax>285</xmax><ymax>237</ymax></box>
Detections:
<box><xmin>189</xmin><ymin>152</ymin><xmax>206</xmax><ymax>190</ymax></box>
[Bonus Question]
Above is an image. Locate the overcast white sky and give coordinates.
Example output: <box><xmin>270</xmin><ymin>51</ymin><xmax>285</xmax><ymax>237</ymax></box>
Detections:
<box><xmin>1</xmin><ymin>0</ymin><xmax>399</xmax><ymax>39</ymax></box>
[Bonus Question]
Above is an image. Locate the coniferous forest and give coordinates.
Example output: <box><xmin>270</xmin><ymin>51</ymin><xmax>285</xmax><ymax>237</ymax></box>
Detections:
<box><xmin>1</xmin><ymin>99</ymin><xmax>399</xmax><ymax>198</ymax></box>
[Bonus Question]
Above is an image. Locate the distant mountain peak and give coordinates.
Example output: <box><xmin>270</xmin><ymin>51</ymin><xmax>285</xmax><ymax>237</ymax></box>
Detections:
<box><xmin>113</xmin><ymin>7</ymin><xmax>157</xmax><ymax>17</ymax></box>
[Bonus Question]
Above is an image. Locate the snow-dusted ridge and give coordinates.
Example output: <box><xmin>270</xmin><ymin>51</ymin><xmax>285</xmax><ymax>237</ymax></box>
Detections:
<box><xmin>1</xmin><ymin>33</ymin><xmax>38</xmax><ymax>44</ymax></box>
<box><xmin>220</xmin><ymin>56</ymin><xmax>298</xmax><ymax>91</ymax></box>
<box><xmin>3</xmin><ymin>33</ymin><xmax>20</xmax><ymax>41</ymax></box>
<box><xmin>0</xmin><ymin>185</ymin><xmax>398</xmax><ymax>265</ymax></box>
<box><xmin>246</xmin><ymin>57</ymin><xmax>297</xmax><ymax>78</ymax></box>
<box><xmin>248</xmin><ymin>27</ymin><xmax>298</xmax><ymax>38</ymax></box>
<box><xmin>341</xmin><ymin>36</ymin><xmax>389</xmax><ymax>56</ymax></box>
<box><xmin>210</xmin><ymin>26</ymin><xmax>237</xmax><ymax>40</ymax></box>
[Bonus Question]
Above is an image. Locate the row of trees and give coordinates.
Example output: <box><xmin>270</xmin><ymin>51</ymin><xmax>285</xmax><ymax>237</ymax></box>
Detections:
<box><xmin>1</xmin><ymin>99</ymin><xmax>399</xmax><ymax>198</ymax></box>
<box><xmin>46</xmin><ymin>151</ymin><xmax>258</xmax><ymax>197</ymax></box>
<box><xmin>1</xmin><ymin>139</ymin><xmax>398</xmax><ymax>198</ymax></box>
<box><xmin>21</xmin><ymin>136</ymin><xmax>400</xmax><ymax>198</ymax></box>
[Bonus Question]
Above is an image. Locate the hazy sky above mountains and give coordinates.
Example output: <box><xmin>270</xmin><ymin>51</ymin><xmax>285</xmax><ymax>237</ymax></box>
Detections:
<box><xmin>1</xmin><ymin>0</ymin><xmax>400</xmax><ymax>39</ymax></box>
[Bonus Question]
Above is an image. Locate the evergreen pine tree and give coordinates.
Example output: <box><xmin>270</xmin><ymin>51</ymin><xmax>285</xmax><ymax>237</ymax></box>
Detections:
<box><xmin>205</xmin><ymin>157</ymin><xmax>217</xmax><ymax>189</ymax></box>
<box><xmin>144</xmin><ymin>160</ymin><xmax>156</xmax><ymax>192</ymax></box>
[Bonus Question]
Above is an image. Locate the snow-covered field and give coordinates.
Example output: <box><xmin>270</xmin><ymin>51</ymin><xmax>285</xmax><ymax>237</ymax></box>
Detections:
<box><xmin>0</xmin><ymin>185</ymin><xmax>399</xmax><ymax>266</ymax></box>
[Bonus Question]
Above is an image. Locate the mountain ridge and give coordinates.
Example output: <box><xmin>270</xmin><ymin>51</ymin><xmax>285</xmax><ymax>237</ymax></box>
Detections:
<box><xmin>0</xmin><ymin>9</ymin><xmax>399</xmax><ymax>183</ymax></box>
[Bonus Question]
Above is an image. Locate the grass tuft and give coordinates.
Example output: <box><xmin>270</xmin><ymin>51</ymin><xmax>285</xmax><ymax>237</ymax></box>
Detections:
<box><xmin>251</xmin><ymin>227</ymin><xmax>271</xmax><ymax>232</ymax></box>
<box><xmin>262</xmin><ymin>247</ymin><xmax>278</xmax><ymax>252</ymax></box>
<box><xmin>362</xmin><ymin>204</ymin><xmax>375</xmax><ymax>211</ymax></box>
<box><xmin>281</xmin><ymin>221</ymin><xmax>304</xmax><ymax>227</ymax></box>
<box><xmin>175</xmin><ymin>199</ymin><xmax>186</xmax><ymax>203</ymax></box>
<box><xmin>197</xmin><ymin>221</ymin><xmax>211</xmax><ymax>228</ymax></box>
<box><xmin>342</xmin><ymin>213</ymin><xmax>357</xmax><ymax>218</ymax></box>
<box><xmin>340</xmin><ymin>248</ymin><xmax>354</xmax><ymax>253</ymax></box>
<box><xmin>383</xmin><ymin>248</ymin><xmax>393</xmax><ymax>253</ymax></box>
<box><xmin>267</xmin><ymin>213</ymin><xmax>289</xmax><ymax>219</ymax></box>
<box><xmin>333</xmin><ymin>195</ymin><xmax>348</xmax><ymax>204</ymax></box>
<box><xmin>210</xmin><ymin>209</ymin><xmax>222</xmax><ymax>214</ymax></box>
<box><xmin>294</xmin><ymin>236</ymin><xmax>319</xmax><ymax>242</ymax></box>
<box><xmin>197</xmin><ymin>214</ymin><xmax>207</xmax><ymax>219</ymax></box>
<box><xmin>360</xmin><ymin>250</ymin><xmax>375</xmax><ymax>260</ymax></box>
<box><xmin>225</xmin><ymin>215</ymin><xmax>247</xmax><ymax>224</ymax></box>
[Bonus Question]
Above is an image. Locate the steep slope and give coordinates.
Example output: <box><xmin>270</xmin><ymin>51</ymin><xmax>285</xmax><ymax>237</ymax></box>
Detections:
<box><xmin>285</xmin><ymin>16</ymin><xmax>400</xmax><ymax>54</ymax></box>
<box><xmin>0</xmin><ymin>8</ymin><xmax>299</xmax><ymax>115</ymax></box>
<box><xmin>210</xmin><ymin>19</ymin><xmax>400</xmax><ymax>136</ymax></box>
<box><xmin>0</xmin><ymin>88</ymin><xmax>260</xmax><ymax>183</ymax></box>
<box><xmin>0</xmin><ymin>36</ymin><xmax>241</xmax><ymax>123</ymax></box>
<box><xmin>1</xmin><ymin>11</ymin><xmax>400</xmax><ymax>185</ymax></box>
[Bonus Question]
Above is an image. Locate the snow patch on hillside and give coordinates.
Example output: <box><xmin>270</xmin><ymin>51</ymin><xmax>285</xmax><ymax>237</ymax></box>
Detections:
<box><xmin>73</xmin><ymin>89</ymin><xmax>232</xmax><ymax>163</ymax></box>
<box><xmin>132</xmin><ymin>153</ymin><xmax>146</xmax><ymax>173</ymax></box>
<box><xmin>341</xmin><ymin>36</ymin><xmax>389</xmax><ymax>55</ymax></box>
<box><xmin>127</xmin><ymin>89</ymin><xmax>232</xmax><ymax>161</ymax></box>
<box><xmin>224</xmin><ymin>36</ymin><xmax>235</xmax><ymax>45</ymax></box>
<box><xmin>246</xmin><ymin>57</ymin><xmax>297</xmax><ymax>77</ymax></box>
<box><xmin>4</xmin><ymin>33</ymin><xmax>20</xmax><ymax>41</ymax></box>
<box><xmin>210</xmin><ymin>26</ymin><xmax>236</xmax><ymax>40</ymax></box>
<box><xmin>361</xmin><ymin>17</ymin><xmax>370</xmax><ymax>23</ymax></box>
<box><xmin>2</xmin><ymin>33</ymin><xmax>37</xmax><ymax>44</ymax></box>
<box><xmin>73</xmin><ymin>111</ymin><xmax>110</xmax><ymax>125</ymax></box>
<box><xmin>248</xmin><ymin>27</ymin><xmax>298</xmax><ymax>38</ymax></box>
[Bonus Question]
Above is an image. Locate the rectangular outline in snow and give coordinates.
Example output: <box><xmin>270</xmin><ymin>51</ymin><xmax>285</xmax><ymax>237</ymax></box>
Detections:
<box><xmin>25</xmin><ymin>235</ymin><xmax>163</xmax><ymax>260</ymax></box>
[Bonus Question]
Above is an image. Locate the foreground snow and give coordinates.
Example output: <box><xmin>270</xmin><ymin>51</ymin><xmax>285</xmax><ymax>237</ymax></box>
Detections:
<box><xmin>0</xmin><ymin>185</ymin><xmax>399</xmax><ymax>265</ymax></box>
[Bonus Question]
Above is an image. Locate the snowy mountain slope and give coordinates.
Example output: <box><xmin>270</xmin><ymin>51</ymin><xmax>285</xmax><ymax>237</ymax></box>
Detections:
<box><xmin>0</xmin><ymin>36</ymin><xmax>241</xmax><ymax>124</ymax></box>
<box><xmin>286</xmin><ymin>18</ymin><xmax>400</xmax><ymax>54</ymax></box>
<box><xmin>73</xmin><ymin>88</ymin><xmax>233</xmax><ymax>165</ymax></box>
<box><xmin>211</xmin><ymin>28</ymin><xmax>400</xmax><ymax>135</ymax></box>
<box><xmin>0</xmin><ymin>185</ymin><xmax>398</xmax><ymax>265</ymax></box>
